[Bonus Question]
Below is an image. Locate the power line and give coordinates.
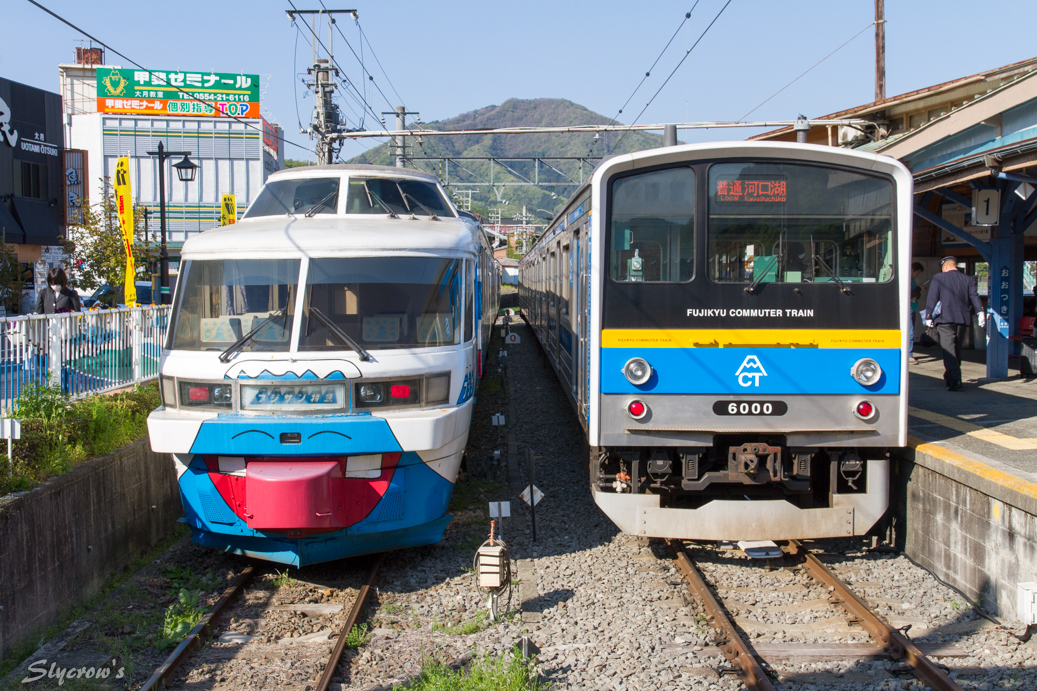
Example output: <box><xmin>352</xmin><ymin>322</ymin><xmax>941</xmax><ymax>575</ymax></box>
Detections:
<box><xmin>739</xmin><ymin>20</ymin><xmax>875</xmax><ymax>122</ymax></box>
<box><xmin>609</xmin><ymin>0</ymin><xmax>733</xmax><ymax>154</ymax></box>
<box><xmin>24</xmin><ymin>0</ymin><xmax>314</xmax><ymax>155</ymax></box>
<box><xmin>315</xmin><ymin>0</ymin><xmax>399</xmax><ymax>113</ymax></box>
<box><xmin>356</xmin><ymin>19</ymin><xmax>405</xmax><ymax>109</ymax></box>
<box><xmin>594</xmin><ymin>3</ymin><xmax>700</xmax><ymax>156</ymax></box>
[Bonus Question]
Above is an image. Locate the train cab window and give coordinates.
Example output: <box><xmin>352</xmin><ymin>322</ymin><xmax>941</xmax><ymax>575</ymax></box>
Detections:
<box><xmin>168</xmin><ymin>259</ymin><xmax>299</xmax><ymax>351</ymax></box>
<box><xmin>707</xmin><ymin>162</ymin><xmax>894</xmax><ymax>284</ymax></box>
<box><xmin>243</xmin><ymin>178</ymin><xmax>339</xmax><ymax>218</ymax></box>
<box><xmin>609</xmin><ymin>167</ymin><xmax>695</xmax><ymax>282</ymax></box>
<box><xmin>299</xmin><ymin>257</ymin><xmax>462</xmax><ymax>350</ymax></box>
<box><xmin>345</xmin><ymin>177</ymin><xmax>456</xmax><ymax>217</ymax></box>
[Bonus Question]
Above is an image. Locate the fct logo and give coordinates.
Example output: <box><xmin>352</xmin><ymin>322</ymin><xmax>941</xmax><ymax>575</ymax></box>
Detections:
<box><xmin>735</xmin><ymin>355</ymin><xmax>767</xmax><ymax>387</ymax></box>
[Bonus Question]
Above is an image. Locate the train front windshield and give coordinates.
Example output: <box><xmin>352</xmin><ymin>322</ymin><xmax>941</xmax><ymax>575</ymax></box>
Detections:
<box><xmin>707</xmin><ymin>162</ymin><xmax>893</xmax><ymax>284</ymax></box>
<box><xmin>169</xmin><ymin>259</ymin><xmax>299</xmax><ymax>352</ymax></box>
<box><xmin>300</xmin><ymin>257</ymin><xmax>462</xmax><ymax>350</ymax></box>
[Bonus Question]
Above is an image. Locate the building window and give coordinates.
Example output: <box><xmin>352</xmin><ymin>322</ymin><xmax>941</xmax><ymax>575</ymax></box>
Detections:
<box><xmin>15</xmin><ymin>161</ymin><xmax>43</xmax><ymax>199</ymax></box>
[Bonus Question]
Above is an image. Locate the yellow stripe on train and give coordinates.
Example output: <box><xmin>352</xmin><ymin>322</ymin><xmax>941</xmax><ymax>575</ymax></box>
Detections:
<box><xmin>601</xmin><ymin>329</ymin><xmax>902</xmax><ymax>349</ymax></box>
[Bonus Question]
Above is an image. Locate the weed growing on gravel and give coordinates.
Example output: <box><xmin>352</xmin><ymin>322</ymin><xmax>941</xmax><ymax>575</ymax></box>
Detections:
<box><xmin>433</xmin><ymin>610</ymin><xmax>489</xmax><ymax>635</ymax></box>
<box><xmin>448</xmin><ymin>478</ymin><xmax>507</xmax><ymax>513</ymax></box>
<box><xmin>272</xmin><ymin>569</ymin><xmax>297</xmax><ymax>588</ymax></box>
<box><xmin>380</xmin><ymin>603</ymin><xmax>403</xmax><ymax>615</ymax></box>
<box><xmin>162</xmin><ymin>566</ymin><xmax>218</xmax><ymax>592</ymax></box>
<box><xmin>159</xmin><ymin>589</ymin><xmax>206</xmax><ymax>649</ymax></box>
<box><xmin>401</xmin><ymin>650</ymin><xmax>545</xmax><ymax>691</ymax></box>
<box><xmin>344</xmin><ymin>623</ymin><xmax>370</xmax><ymax>648</ymax></box>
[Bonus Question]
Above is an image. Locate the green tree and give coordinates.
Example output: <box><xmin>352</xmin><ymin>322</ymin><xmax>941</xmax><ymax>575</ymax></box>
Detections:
<box><xmin>65</xmin><ymin>177</ymin><xmax>159</xmax><ymax>302</ymax></box>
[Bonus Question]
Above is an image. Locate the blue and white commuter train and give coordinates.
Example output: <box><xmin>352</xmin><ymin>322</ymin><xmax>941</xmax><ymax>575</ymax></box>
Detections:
<box><xmin>148</xmin><ymin>164</ymin><xmax>499</xmax><ymax>566</ymax></box>
<box><xmin>519</xmin><ymin>142</ymin><xmax>912</xmax><ymax>540</ymax></box>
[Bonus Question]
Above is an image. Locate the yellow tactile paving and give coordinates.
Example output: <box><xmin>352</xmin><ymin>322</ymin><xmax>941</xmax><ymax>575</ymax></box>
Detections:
<box><xmin>908</xmin><ymin>436</ymin><xmax>1037</xmax><ymax>503</ymax></box>
<box><xmin>908</xmin><ymin>406</ymin><xmax>1037</xmax><ymax>451</ymax></box>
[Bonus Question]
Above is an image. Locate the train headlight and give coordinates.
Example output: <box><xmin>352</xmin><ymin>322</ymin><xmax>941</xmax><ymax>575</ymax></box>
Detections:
<box><xmin>359</xmin><ymin>383</ymin><xmax>384</xmax><ymax>404</ymax></box>
<box><xmin>623</xmin><ymin>357</ymin><xmax>653</xmax><ymax>386</ymax></box>
<box><xmin>178</xmin><ymin>381</ymin><xmax>234</xmax><ymax>411</ymax></box>
<box><xmin>160</xmin><ymin>375</ymin><xmax>177</xmax><ymax>408</ymax></box>
<box><xmin>850</xmin><ymin>358</ymin><xmax>882</xmax><ymax>386</ymax></box>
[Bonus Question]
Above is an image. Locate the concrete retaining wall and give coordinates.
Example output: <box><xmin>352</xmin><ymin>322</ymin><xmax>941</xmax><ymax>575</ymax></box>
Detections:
<box><xmin>0</xmin><ymin>439</ymin><xmax>181</xmax><ymax>660</ymax></box>
<box><xmin>893</xmin><ymin>439</ymin><xmax>1037</xmax><ymax>622</ymax></box>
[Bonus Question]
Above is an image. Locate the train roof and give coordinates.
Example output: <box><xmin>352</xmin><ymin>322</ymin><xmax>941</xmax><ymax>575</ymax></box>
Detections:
<box><xmin>267</xmin><ymin>163</ymin><xmax>438</xmax><ymax>181</ymax></box>
<box><xmin>181</xmin><ymin>215</ymin><xmax>484</xmax><ymax>259</ymax></box>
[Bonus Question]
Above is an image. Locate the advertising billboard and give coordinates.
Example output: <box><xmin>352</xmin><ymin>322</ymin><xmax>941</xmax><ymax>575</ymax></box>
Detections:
<box><xmin>96</xmin><ymin>68</ymin><xmax>260</xmax><ymax>118</ymax></box>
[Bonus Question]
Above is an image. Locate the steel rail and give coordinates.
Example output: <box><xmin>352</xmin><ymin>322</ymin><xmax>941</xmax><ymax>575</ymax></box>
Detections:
<box><xmin>670</xmin><ymin>543</ymin><xmax>775</xmax><ymax>691</ymax></box>
<box><xmin>140</xmin><ymin>565</ymin><xmax>255</xmax><ymax>691</ymax></box>
<box><xmin>316</xmin><ymin>553</ymin><xmax>385</xmax><ymax>691</ymax></box>
<box><xmin>788</xmin><ymin>541</ymin><xmax>963</xmax><ymax>691</ymax></box>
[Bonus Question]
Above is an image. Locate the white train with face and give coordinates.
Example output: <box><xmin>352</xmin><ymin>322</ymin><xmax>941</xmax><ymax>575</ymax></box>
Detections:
<box><xmin>147</xmin><ymin>164</ymin><xmax>499</xmax><ymax>566</ymax></box>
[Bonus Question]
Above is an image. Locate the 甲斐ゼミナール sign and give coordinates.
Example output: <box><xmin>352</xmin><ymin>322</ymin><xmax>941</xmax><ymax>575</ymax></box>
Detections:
<box><xmin>96</xmin><ymin>68</ymin><xmax>260</xmax><ymax>118</ymax></box>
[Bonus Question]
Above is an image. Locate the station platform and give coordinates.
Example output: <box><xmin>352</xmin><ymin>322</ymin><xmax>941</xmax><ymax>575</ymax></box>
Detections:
<box><xmin>907</xmin><ymin>344</ymin><xmax>1037</xmax><ymax>491</ymax></box>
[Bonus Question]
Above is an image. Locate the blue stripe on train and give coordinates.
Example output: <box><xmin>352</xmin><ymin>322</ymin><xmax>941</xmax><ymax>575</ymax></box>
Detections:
<box><xmin>601</xmin><ymin>347</ymin><xmax>901</xmax><ymax>395</ymax></box>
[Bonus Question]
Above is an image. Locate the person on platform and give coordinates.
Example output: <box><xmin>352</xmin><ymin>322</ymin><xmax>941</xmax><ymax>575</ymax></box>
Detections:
<box><xmin>924</xmin><ymin>257</ymin><xmax>984</xmax><ymax>391</ymax></box>
<box><xmin>35</xmin><ymin>267</ymin><xmax>81</xmax><ymax>314</ymax></box>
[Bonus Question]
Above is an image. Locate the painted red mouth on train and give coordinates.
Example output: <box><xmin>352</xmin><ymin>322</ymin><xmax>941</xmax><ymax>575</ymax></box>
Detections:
<box><xmin>203</xmin><ymin>453</ymin><xmax>401</xmax><ymax>534</ymax></box>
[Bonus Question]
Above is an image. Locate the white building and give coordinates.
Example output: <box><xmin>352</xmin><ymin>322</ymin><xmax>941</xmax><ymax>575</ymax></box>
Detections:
<box><xmin>58</xmin><ymin>50</ymin><xmax>283</xmax><ymax>259</ymax></box>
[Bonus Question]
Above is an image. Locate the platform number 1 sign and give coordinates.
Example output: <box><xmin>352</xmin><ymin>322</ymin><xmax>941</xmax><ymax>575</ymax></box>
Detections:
<box><xmin>972</xmin><ymin>189</ymin><xmax>1000</xmax><ymax>226</ymax></box>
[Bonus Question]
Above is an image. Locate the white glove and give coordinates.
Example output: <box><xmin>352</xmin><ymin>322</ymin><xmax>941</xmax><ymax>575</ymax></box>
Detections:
<box><xmin>977</xmin><ymin>313</ymin><xmax>986</xmax><ymax>328</ymax></box>
<box><xmin>924</xmin><ymin>318</ymin><xmax>934</xmax><ymax>328</ymax></box>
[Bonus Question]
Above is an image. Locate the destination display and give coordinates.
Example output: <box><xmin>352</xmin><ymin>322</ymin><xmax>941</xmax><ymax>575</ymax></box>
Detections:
<box><xmin>715</xmin><ymin>176</ymin><xmax>787</xmax><ymax>203</ymax></box>
<box><xmin>96</xmin><ymin>68</ymin><xmax>260</xmax><ymax>118</ymax></box>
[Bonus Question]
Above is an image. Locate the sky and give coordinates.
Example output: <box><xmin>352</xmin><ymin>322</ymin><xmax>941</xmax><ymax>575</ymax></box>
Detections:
<box><xmin>5</xmin><ymin>0</ymin><xmax>1037</xmax><ymax>163</ymax></box>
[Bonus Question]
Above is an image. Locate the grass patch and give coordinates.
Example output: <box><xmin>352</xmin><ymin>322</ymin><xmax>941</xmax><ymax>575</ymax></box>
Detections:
<box><xmin>402</xmin><ymin>651</ymin><xmax>544</xmax><ymax>691</ymax></box>
<box><xmin>0</xmin><ymin>382</ymin><xmax>160</xmax><ymax>497</ymax></box>
<box><xmin>0</xmin><ymin>522</ymin><xmax>187</xmax><ymax>679</ymax></box>
<box><xmin>344</xmin><ymin>623</ymin><xmax>370</xmax><ymax>648</ymax></box>
<box><xmin>448</xmin><ymin>478</ymin><xmax>507</xmax><ymax>514</ymax></box>
<box><xmin>433</xmin><ymin>610</ymin><xmax>489</xmax><ymax>636</ymax></box>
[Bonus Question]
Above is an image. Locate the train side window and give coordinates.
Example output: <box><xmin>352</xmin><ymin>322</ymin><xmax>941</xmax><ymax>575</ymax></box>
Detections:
<box><xmin>464</xmin><ymin>259</ymin><xmax>474</xmax><ymax>342</ymax></box>
<box><xmin>608</xmin><ymin>166</ymin><xmax>695</xmax><ymax>282</ymax></box>
<box><xmin>707</xmin><ymin>162</ymin><xmax>894</xmax><ymax>284</ymax></box>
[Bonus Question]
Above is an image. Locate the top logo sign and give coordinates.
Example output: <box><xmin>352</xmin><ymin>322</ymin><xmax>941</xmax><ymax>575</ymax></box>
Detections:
<box><xmin>735</xmin><ymin>355</ymin><xmax>767</xmax><ymax>387</ymax></box>
<box><xmin>96</xmin><ymin>68</ymin><xmax>260</xmax><ymax>119</ymax></box>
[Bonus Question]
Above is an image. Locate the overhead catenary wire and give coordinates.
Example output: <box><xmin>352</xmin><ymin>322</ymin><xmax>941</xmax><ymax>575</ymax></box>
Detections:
<box><xmin>609</xmin><ymin>0</ymin><xmax>734</xmax><ymax>154</ymax></box>
<box><xmin>24</xmin><ymin>0</ymin><xmax>315</xmax><ymax>155</ymax></box>
<box><xmin>593</xmin><ymin>3</ymin><xmax>700</xmax><ymax>156</ymax></box>
<box><xmin>313</xmin><ymin>0</ymin><xmax>399</xmax><ymax>114</ymax></box>
<box><xmin>739</xmin><ymin>20</ymin><xmax>876</xmax><ymax>122</ymax></box>
<box><xmin>356</xmin><ymin>19</ymin><xmax>406</xmax><ymax>109</ymax></box>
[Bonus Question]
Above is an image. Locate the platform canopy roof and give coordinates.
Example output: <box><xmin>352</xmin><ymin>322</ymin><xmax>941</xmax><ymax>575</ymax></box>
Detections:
<box><xmin>753</xmin><ymin>57</ymin><xmax>1037</xmax><ymax>193</ymax></box>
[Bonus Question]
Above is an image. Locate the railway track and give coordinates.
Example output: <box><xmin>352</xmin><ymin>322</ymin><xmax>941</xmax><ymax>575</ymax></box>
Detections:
<box><xmin>670</xmin><ymin>540</ymin><xmax>965</xmax><ymax>691</ymax></box>
<box><xmin>140</xmin><ymin>555</ymin><xmax>383</xmax><ymax>691</ymax></box>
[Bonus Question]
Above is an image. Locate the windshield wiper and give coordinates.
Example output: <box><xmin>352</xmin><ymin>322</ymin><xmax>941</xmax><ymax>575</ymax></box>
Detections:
<box><xmin>218</xmin><ymin>307</ymin><xmax>290</xmax><ymax>363</ymax></box>
<box><xmin>744</xmin><ymin>256</ymin><xmax>778</xmax><ymax>294</ymax></box>
<box><xmin>364</xmin><ymin>182</ymin><xmax>399</xmax><ymax>219</ymax></box>
<box><xmin>306</xmin><ymin>306</ymin><xmax>371</xmax><ymax>361</ymax></box>
<box><xmin>304</xmin><ymin>189</ymin><xmax>338</xmax><ymax>217</ymax></box>
<box><xmin>814</xmin><ymin>255</ymin><xmax>852</xmax><ymax>294</ymax></box>
<box><xmin>402</xmin><ymin>192</ymin><xmax>439</xmax><ymax>220</ymax></box>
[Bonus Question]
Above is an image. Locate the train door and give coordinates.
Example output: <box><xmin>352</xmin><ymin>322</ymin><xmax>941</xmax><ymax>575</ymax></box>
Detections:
<box><xmin>559</xmin><ymin>237</ymin><xmax>574</xmax><ymax>391</ymax></box>
<box><xmin>572</xmin><ymin>229</ymin><xmax>583</xmax><ymax>404</ymax></box>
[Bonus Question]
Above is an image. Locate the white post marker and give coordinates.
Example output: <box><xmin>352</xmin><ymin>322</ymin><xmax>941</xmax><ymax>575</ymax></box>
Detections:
<box><xmin>520</xmin><ymin>485</ymin><xmax>544</xmax><ymax>506</ymax></box>
<box><xmin>489</xmin><ymin>501</ymin><xmax>511</xmax><ymax>540</ymax></box>
<box><xmin>491</xmin><ymin>414</ymin><xmax>505</xmax><ymax>426</ymax></box>
<box><xmin>1</xmin><ymin>418</ymin><xmax>21</xmax><ymax>477</ymax></box>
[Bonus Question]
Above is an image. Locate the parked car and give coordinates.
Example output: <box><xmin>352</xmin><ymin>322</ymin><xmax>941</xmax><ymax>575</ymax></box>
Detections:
<box><xmin>82</xmin><ymin>281</ymin><xmax>170</xmax><ymax>308</ymax></box>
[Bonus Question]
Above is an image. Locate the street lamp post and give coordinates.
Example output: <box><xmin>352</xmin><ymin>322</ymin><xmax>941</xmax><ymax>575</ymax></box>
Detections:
<box><xmin>146</xmin><ymin>141</ymin><xmax>198</xmax><ymax>303</ymax></box>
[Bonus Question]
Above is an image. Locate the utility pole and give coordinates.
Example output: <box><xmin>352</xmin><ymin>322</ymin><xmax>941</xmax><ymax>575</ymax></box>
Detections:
<box><xmin>383</xmin><ymin>106</ymin><xmax>419</xmax><ymax>167</ymax></box>
<box><xmin>875</xmin><ymin>0</ymin><xmax>885</xmax><ymax>102</ymax></box>
<box><xmin>288</xmin><ymin>8</ymin><xmax>357</xmax><ymax>164</ymax></box>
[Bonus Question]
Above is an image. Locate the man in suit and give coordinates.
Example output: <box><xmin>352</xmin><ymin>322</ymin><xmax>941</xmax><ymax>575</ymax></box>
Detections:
<box><xmin>925</xmin><ymin>257</ymin><xmax>985</xmax><ymax>391</ymax></box>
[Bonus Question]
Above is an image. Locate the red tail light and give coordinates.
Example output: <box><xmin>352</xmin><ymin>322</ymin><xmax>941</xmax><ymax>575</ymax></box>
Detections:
<box><xmin>628</xmin><ymin>399</ymin><xmax>647</xmax><ymax>419</ymax></box>
<box><xmin>855</xmin><ymin>400</ymin><xmax>875</xmax><ymax>419</ymax></box>
<box><xmin>390</xmin><ymin>384</ymin><xmax>411</xmax><ymax>399</ymax></box>
<box><xmin>188</xmin><ymin>386</ymin><xmax>210</xmax><ymax>401</ymax></box>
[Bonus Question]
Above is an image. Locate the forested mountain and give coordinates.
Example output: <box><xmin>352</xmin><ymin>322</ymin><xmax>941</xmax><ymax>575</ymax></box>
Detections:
<box><xmin>346</xmin><ymin>98</ymin><xmax>668</xmax><ymax>217</ymax></box>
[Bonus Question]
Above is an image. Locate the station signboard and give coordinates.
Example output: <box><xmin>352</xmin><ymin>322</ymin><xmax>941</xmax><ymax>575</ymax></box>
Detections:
<box><xmin>96</xmin><ymin>68</ymin><xmax>260</xmax><ymax>118</ymax></box>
